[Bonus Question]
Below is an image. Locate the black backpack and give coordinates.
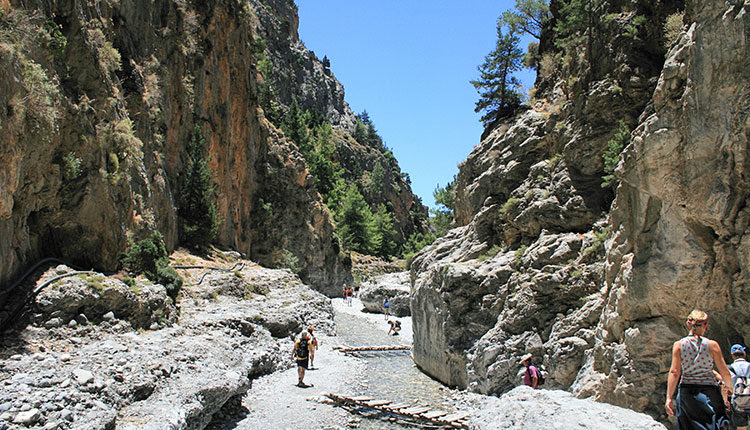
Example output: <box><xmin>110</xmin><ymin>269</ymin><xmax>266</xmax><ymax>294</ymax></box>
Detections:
<box><xmin>528</xmin><ymin>366</ymin><xmax>546</xmax><ymax>386</ymax></box>
<box><xmin>296</xmin><ymin>338</ymin><xmax>309</xmax><ymax>359</ymax></box>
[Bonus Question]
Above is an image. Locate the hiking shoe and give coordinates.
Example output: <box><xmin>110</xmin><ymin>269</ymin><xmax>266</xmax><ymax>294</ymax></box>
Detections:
<box><xmin>297</xmin><ymin>382</ymin><xmax>312</xmax><ymax>388</ymax></box>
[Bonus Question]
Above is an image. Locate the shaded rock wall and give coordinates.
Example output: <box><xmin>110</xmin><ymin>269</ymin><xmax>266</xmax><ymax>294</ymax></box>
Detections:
<box><xmin>573</xmin><ymin>0</ymin><xmax>750</xmax><ymax>416</ymax></box>
<box><xmin>0</xmin><ymin>0</ymin><xmax>349</xmax><ymax>295</ymax></box>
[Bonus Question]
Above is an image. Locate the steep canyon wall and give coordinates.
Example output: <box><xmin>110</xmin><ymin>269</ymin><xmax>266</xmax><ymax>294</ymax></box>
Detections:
<box><xmin>0</xmin><ymin>0</ymin><xmax>354</xmax><ymax>295</ymax></box>
<box><xmin>410</xmin><ymin>0</ymin><xmax>748</xmax><ymax>420</ymax></box>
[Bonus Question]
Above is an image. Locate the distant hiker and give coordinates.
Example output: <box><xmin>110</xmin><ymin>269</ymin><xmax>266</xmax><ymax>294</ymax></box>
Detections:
<box><xmin>520</xmin><ymin>353</ymin><xmax>540</xmax><ymax>389</ymax></box>
<box><xmin>307</xmin><ymin>325</ymin><xmax>319</xmax><ymax>370</ymax></box>
<box><xmin>383</xmin><ymin>297</ymin><xmax>390</xmax><ymax>319</ymax></box>
<box><xmin>292</xmin><ymin>330</ymin><xmax>315</xmax><ymax>387</ymax></box>
<box><xmin>346</xmin><ymin>286</ymin><xmax>353</xmax><ymax>306</ymax></box>
<box><xmin>387</xmin><ymin>320</ymin><xmax>401</xmax><ymax>336</ymax></box>
<box><xmin>729</xmin><ymin>344</ymin><xmax>750</xmax><ymax>430</ymax></box>
<box><xmin>665</xmin><ymin>309</ymin><xmax>733</xmax><ymax>428</ymax></box>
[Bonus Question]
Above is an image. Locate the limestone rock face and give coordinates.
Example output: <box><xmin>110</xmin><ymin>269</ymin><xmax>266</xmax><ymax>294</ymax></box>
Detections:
<box><xmin>409</xmin><ymin>0</ymin><xmax>694</xmax><ymax>418</ymax></box>
<box><xmin>249</xmin><ymin>0</ymin><xmax>356</xmax><ymax>131</ymax></box>
<box><xmin>359</xmin><ymin>271</ymin><xmax>411</xmax><ymax>317</ymax></box>
<box><xmin>0</xmin><ymin>0</ymin><xmax>350</xmax><ymax>296</ymax></box>
<box><xmin>411</xmin><ymin>0</ymin><xmax>747</xmax><ymax>422</ymax></box>
<box><xmin>573</xmin><ymin>0</ymin><xmax>750</xmax><ymax>417</ymax></box>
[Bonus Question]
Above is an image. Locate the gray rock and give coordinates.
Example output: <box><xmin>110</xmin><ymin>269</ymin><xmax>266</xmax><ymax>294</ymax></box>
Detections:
<box><xmin>359</xmin><ymin>272</ymin><xmax>411</xmax><ymax>317</ymax></box>
<box><xmin>72</xmin><ymin>369</ymin><xmax>94</xmax><ymax>385</ymax></box>
<box><xmin>45</xmin><ymin>317</ymin><xmax>63</xmax><ymax>328</ymax></box>
<box><xmin>59</xmin><ymin>409</ymin><xmax>73</xmax><ymax>421</ymax></box>
<box><xmin>12</xmin><ymin>408</ymin><xmax>40</xmax><ymax>425</ymax></box>
<box><xmin>466</xmin><ymin>387</ymin><xmax>666</xmax><ymax>429</ymax></box>
<box><xmin>102</xmin><ymin>311</ymin><xmax>115</xmax><ymax>321</ymax></box>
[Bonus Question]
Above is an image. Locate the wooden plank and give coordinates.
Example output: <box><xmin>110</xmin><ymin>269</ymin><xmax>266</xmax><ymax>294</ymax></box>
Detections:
<box><xmin>421</xmin><ymin>410</ymin><xmax>449</xmax><ymax>419</ymax></box>
<box><xmin>382</xmin><ymin>402</ymin><xmax>411</xmax><ymax>411</ymax></box>
<box><xmin>364</xmin><ymin>399</ymin><xmax>392</xmax><ymax>407</ymax></box>
<box><xmin>400</xmin><ymin>406</ymin><xmax>431</xmax><ymax>415</ymax></box>
<box><xmin>332</xmin><ymin>345</ymin><xmax>411</xmax><ymax>352</ymax></box>
<box><xmin>440</xmin><ymin>411</ymin><xmax>471</xmax><ymax>422</ymax></box>
<box><xmin>349</xmin><ymin>396</ymin><xmax>374</xmax><ymax>402</ymax></box>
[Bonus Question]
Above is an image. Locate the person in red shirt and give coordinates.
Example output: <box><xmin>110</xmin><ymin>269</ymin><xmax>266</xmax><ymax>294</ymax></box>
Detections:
<box><xmin>520</xmin><ymin>353</ymin><xmax>539</xmax><ymax>389</ymax></box>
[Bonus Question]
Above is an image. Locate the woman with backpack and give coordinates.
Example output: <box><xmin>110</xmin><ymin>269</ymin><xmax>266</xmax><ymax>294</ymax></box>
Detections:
<box><xmin>520</xmin><ymin>353</ymin><xmax>540</xmax><ymax>389</ymax></box>
<box><xmin>292</xmin><ymin>330</ymin><xmax>315</xmax><ymax>388</ymax></box>
<box><xmin>729</xmin><ymin>344</ymin><xmax>749</xmax><ymax>430</ymax></box>
<box><xmin>665</xmin><ymin>309</ymin><xmax>733</xmax><ymax>428</ymax></box>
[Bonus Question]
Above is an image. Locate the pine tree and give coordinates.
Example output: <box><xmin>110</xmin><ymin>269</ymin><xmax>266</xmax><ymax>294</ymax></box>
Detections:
<box><xmin>281</xmin><ymin>98</ymin><xmax>311</xmax><ymax>152</ymax></box>
<box><xmin>471</xmin><ymin>25</ymin><xmax>524</xmax><ymax>126</ymax></box>
<box><xmin>499</xmin><ymin>0</ymin><xmax>550</xmax><ymax>38</ymax></box>
<box><xmin>373</xmin><ymin>204</ymin><xmax>397</xmax><ymax>257</ymax></box>
<box><xmin>178</xmin><ymin>126</ymin><xmax>218</xmax><ymax>249</ymax></box>
<box><xmin>336</xmin><ymin>186</ymin><xmax>377</xmax><ymax>254</ymax></box>
<box><xmin>430</xmin><ymin>178</ymin><xmax>455</xmax><ymax>237</ymax></box>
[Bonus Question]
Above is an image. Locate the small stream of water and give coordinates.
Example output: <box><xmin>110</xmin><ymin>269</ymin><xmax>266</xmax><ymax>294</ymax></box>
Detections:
<box><xmin>334</xmin><ymin>308</ymin><xmax>458</xmax><ymax>429</ymax></box>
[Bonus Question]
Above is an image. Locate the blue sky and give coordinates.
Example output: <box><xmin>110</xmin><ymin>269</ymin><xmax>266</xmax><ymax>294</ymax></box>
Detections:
<box><xmin>296</xmin><ymin>1</ymin><xmax>536</xmax><ymax>209</ymax></box>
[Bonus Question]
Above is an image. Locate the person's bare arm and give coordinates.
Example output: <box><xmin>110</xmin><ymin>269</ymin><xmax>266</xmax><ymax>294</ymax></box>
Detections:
<box><xmin>709</xmin><ymin>340</ymin><xmax>733</xmax><ymax>397</ymax></box>
<box><xmin>531</xmin><ymin>371</ymin><xmax>539</xmax><ymax>389</ymax></box>
<box><xmin>665</xmin><ymin>340</ymin><xmax>682</xmax><ymax>416</ymax></box>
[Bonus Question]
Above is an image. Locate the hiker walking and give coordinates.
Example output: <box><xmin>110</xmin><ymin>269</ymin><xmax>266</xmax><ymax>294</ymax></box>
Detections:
<box><xmin>665</xmin><ymin>309</ymin><xmax>733</xmax><ymax>428</ymax></box>
<box><xmin>292</xmin><ymin>330</ymin><xmax>315</xmax><ymax>387</ymax></box>
<box><xmin>729</xmin><ymin>344</ymin><xmax>750</xmax><ymax>430</ymax></box>
<box><xmin>520</xmin><ymin>353</ymin><xmax>540</xmax><ymax>389</ymax></box>
<box><xmin>346</xmin><ymin>286</ymin><xmax>353</xmax><ymax>306</ymax></box>
<box><xmin>307</xmin><ymin>325</ymin><xmax>319</xmax><ymax>370</ymax></box>
<box><xmin>382</xmin><ymin>297</ymin><xmax>390</xmax><ymax>320</ymax></box>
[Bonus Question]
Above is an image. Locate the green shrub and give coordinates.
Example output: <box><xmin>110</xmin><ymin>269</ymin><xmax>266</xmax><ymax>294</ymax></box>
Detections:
<box><xmin>62</xmin><ymin>152</ymin><xmax>82</xmax><ymax>181</ymax></box>
<box><xmin>478</xmin><ymin>245</ymin><xmax>502</xmax><ymax>262</ymax></box>
<box><xmin>122</xmin><ymin>232</ymin><xmax>182</xmax><ymax>302</ymax></box>
<box><xmin>601</xmin><ymin>120</ymin><xmax>630</xmax><ymax>189</ymax></box>
<box><xmin>513</xmin><ymin>245</ymin><xmax>528</xmax><ymax>268</ymax></box>
<box><xmin>500</xmin><ymin>198</ymin><xmax>521</xmax><ymax>215</ymax></box>
<box><xmin>663</xmin><ymin>12</ymin><xmax>684</xmax><ymax>49</ymax></box>
<box><xmin>274</xmin><ymin>249</ymin><xmax>300</xmax><ymax>274</ymax></box>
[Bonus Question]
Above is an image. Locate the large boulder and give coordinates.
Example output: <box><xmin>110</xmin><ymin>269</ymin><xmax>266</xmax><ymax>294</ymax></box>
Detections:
<box><xmin>34</xmin><ymin>265</ymin><xmax>177</xmax><ymax>330</ymax></box>
<box><xmin>466</xmin><ymin>386</ymin><xmax>666</xmax><ymax>430</ymax></box>
<box><xmin>359</xmin><ymin>271</ymin><xmax>411</xmax><ymax>317</ymax></box>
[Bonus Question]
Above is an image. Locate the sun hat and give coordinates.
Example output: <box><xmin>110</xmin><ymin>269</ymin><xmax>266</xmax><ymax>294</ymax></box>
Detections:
<box><xmin>519</xmin><ymin>353</ymin><xmax>533</xmax><ymax>364</ymax></box>
<box><xmin>731</xmin><ymin>344</ymin><xmax>746</xmax><ymax>354</ymax></box>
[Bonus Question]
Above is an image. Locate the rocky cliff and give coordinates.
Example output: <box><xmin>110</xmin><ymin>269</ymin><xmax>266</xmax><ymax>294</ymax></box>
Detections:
<box><xmin>0</xmin><ymin>0</ymin><xmax>427</xmax><ymax>298</ymax></box>
<box><xmin>248</xmin><ymin>0</ymin><xmax>429</xmax><ymax>246</ymax></box>
<box><xmin>410</xmin><ymin>0</ymin><xmax>747</xmax><ymax>420</ymax></box>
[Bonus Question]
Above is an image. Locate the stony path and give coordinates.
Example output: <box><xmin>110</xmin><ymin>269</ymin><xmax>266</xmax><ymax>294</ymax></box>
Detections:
<box><xmin>214</xmin><ymin>298</ymin><xmax>408</xmax><ymax>430</ymax></box>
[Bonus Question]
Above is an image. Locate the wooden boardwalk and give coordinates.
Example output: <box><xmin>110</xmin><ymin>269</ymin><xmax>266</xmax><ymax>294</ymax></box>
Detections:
<box><xmin>332</xmin><ymin>345</ymin><xmax>411</xmax><ymax>353</ymax></box>
<box><xmin>321</xmin><ymin>392</ymin><xmax>470</xmax><ymax>429</ymax></box>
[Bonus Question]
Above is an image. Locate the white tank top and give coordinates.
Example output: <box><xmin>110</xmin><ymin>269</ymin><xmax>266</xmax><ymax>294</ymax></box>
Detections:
<box><xmin>679</xmin><ymin>335</ymin><xmax>717</xmax><ymax>385</ymax></box>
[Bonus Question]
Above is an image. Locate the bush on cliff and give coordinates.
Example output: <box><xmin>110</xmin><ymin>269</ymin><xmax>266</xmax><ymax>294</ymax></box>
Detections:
<box><xmin>122</xmin><ymin>232</ymin><xmax>182</xmax><ymax>302</ymax></box>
